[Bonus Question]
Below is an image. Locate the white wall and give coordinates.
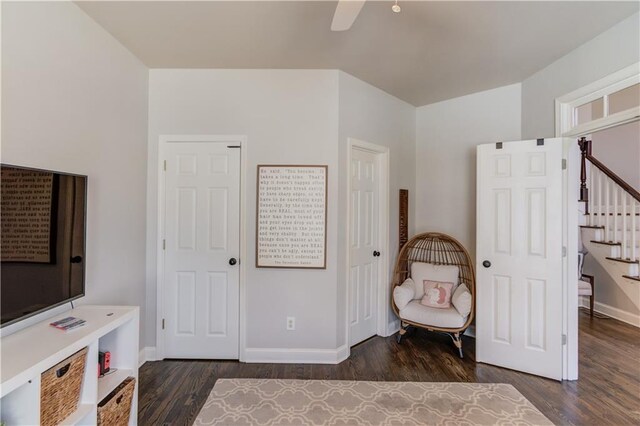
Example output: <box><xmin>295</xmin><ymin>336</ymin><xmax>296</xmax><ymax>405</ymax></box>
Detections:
<box><xmin>147</xmin><ymin>70</ymin><xmax>340</xmax><ymax>353</ymax></box>
<box><xmin>522</xmin><ymin>12</ymin><xmax>640</xmax><ymax>139</ymax></box>
<box><xmin>1</xmin><ymin>2</ymin><xmax>149</xmax><ymax>347</ymax></box>
<box><xmin>582</xmin><ymin>255</ymin><xmax>640</xmax><ymax>318</ymax></box>
<box><xmin>591</xmin><ymin>119</ymin><xmax>640</xmax><ymax>191</ymax></box>
<box><xmin>337</xmin><ymin>72</ymin><xmax>416</xmax><ymax>345</ymax></box>
<box><xmin>415</xmin><ymin>84</ymin><xmax>522</xmax><ymax>258</ymax></box>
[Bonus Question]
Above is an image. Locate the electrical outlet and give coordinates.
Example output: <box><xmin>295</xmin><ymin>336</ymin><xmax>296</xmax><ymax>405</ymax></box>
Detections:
<box><xmin>286</xmin><ymin>317</ymin><xmax>295</xmax><ymax>330</ymax></box>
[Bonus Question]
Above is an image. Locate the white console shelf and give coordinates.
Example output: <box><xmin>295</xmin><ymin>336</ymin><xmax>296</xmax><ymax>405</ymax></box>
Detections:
<box><xmin>0</xmin><ymin>305</ymin><xmax>139</xmax><ymax>425</ymax></box>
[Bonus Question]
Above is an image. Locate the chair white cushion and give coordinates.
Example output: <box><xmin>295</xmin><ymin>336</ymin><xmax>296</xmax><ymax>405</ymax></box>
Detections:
<box><xmin>451</xmin><ymin>284</ymin><xmax>472</xmax><ymax>317</ymax></box>
<box><xmin>399</xmin><ymin>300</ymin><xmax>466</xmax><ymax>328</ymax></box>
<box><xmin>578</xmin><ymin>280</ymin><xmax>592</xmax><ymax>296</ymax></box>
<box><xmin>393</xmin><ymin>278</ymin><xmax>416</xmax><ymax>310</ymax></box>
<box><xmin>410</xmin><ymin>262</ymin><xmax>460</xmax><ymax>300</ymax></box>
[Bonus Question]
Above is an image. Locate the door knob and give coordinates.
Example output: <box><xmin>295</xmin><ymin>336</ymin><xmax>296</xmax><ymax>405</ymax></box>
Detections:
<box><xmin>229</xmin><ymin>258</ymin><xmax>237</xmax><ymax>266</ymax></box>
<box><xmin>482</xmin><ymin>260</ymin><xmax>491</xmax><ymax>268</ymax></box>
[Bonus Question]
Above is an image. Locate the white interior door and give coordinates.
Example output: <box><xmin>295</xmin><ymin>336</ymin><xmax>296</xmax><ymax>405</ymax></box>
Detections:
<box><xmin>162</xmin><ymin>141</ymin><xmax>240</xmax><ymax>359</ymax></box>
<box><xmin>476</xmin><ymin>138</ymin><xmax>563</xmax><ymax>380</ymax></box>
<box><xmin>349</xmin><ymin>148</ymin><xmax>380</xmax><ymax>346</ymax></box>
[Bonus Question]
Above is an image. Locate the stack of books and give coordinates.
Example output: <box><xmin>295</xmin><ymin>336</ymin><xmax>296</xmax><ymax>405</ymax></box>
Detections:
<box><xmin>50</xmin><ymin>316</ymin><xmax>86</xmax><ymax>331</ymax></box>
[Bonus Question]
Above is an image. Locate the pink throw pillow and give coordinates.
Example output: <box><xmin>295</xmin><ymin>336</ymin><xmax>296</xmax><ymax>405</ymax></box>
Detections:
<box><xmin>421</xmin><ymin>280</ymin><xmax>454</xmax><ymax>309</ymax></box>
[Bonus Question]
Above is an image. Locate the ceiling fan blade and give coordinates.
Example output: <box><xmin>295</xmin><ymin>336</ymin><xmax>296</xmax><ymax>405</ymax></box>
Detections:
<box><xmin>331</xmin><ymin>0</ymin><xmax>367</xmax><ymax>31</ymax></box>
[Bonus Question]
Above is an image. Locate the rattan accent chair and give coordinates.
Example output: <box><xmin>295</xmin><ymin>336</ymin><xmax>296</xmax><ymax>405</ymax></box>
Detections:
<box><xmin>391</xmin><ymin>232</ymin><xmax>476</xmax><ymax>358</ymax></box>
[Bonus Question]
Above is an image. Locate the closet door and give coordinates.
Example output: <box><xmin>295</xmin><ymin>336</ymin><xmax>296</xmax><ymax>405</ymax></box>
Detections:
<box><xmin>349</xmin><ymin>147</ymin><xmax>380</xmax><ymax>346</ymax></box>
<box><xmin>162</xmin><ymin>140</ymin><xmax>240</xmax><ymax>359</ymax></box>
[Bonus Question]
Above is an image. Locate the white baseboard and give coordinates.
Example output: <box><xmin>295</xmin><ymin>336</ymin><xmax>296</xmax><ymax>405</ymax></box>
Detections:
<box><xmin>336</xmin><ymin>344</ymin><xmax>349</xmax><ymax>363</ymax></box>
<box><xmin>243</xmin><ymin>345</ymin><xmax>349</xmax><ymax>364</ymax></box>
<box><xmin>579</xmin><ymin>297</ymin><xmax>640</xmax><ymax>327</ymax></box>
<box><xmin>138</xmin><ymin>346</ymin><xmax>157</xmax><ymax>367</ymax></box>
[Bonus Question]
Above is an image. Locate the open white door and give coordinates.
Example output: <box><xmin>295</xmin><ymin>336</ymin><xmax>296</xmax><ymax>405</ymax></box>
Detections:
<box><xmin>476</xmin><ymin>138</ymin><xmax>563</xmax><ymax>380</ymax></box>
<box><xmin>161</xmin><ymin>141</ymin><xmax>240</xmax><ymax>359</ymax></box>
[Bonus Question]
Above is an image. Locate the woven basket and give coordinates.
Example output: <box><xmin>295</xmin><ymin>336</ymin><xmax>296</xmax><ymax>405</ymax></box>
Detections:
<box><xmin>40</xmin><ymin>347</ymin><xmax>88</xmax><ymax>426</ymax></box>
<box><xmin>98</xmin><ymin>377</ymin><xmax>136</xmax><ymax>426</ymax></box>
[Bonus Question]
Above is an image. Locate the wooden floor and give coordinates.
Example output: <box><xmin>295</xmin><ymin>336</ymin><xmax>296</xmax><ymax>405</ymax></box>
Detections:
<box><xmin>138</xmin><ymin>310</ymin><xmax>640</xmax><ymax>425</ymax></box>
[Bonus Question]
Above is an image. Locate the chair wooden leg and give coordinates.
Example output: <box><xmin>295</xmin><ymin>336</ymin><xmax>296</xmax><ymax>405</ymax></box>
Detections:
<box><xmin>590</xmin><ymin>294</ymin><xmax>594</xmax><ymax>318</ymax></box>
<box><xmin>396</xmin><ymin>322</ymin><xmax>409</xmax><ymax>344</ymax></box>
<box><xmin>452</xmin><ymin>333</ymin><xmax>463</xmax><ymax>359</ymax></box>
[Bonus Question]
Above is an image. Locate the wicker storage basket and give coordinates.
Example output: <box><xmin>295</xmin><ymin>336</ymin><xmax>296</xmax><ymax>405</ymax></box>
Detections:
<box><xmin>40</xmin><ymin>347</ymin><xmax>88</xmax><ymax>426</ymax></box>
<box><xmin>98</xmin><ymin>377</ymin><xmax>136</xmax><ymax>426</ymax></box>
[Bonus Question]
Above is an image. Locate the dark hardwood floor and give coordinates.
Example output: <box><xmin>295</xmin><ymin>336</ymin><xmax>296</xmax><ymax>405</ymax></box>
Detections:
<box><xmin>138</xmin><ymin>310</ymin><xmax>640</xmax><ymax>425</ymax></box>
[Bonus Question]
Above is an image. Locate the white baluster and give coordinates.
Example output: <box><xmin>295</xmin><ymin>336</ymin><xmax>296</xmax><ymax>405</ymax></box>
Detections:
<box><xmin>622</xmin><ymin>192</ymin><xmax>628</xmax><ymax>260</ymax></box>
<box><xmin>598</xmin><ymin>169</ymin><xmax>603</xmax><ymax>229</ymax></box>
<box><xmin>605</xmin><ymin>178</ymin><xmax>611</xmax><ymax>241</ymax></box>
<box><xmin>632</xmin><ymin>199</ymin><xmax>637</xmax><ymax>262</ymax></box>
<box><xmin>613</xmin><ymin>185</ymin><xmax>619</xmax><ymax>246</ymax></box>
<box><xmin>589</xmin><ymin>164</ymin><xmax>595</xmax><ymax>226</ymax></box>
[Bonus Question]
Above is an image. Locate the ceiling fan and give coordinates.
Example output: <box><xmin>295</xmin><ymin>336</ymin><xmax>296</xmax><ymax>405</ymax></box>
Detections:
<box><xmin>331</xmin><ymin>0</ymin><xmax>401</xmax><ymax>31</ymax></box>
<box><xmin>331</xmin><ymin>0</ymin><xmax>367</xmax><ymax>31</ymax></box>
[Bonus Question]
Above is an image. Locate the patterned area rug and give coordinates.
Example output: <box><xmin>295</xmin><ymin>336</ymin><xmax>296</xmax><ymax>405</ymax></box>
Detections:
<box><xmin>194</xmin><ymin>379</ymin><xmax>552</xmax><ymax>425</ymax></box>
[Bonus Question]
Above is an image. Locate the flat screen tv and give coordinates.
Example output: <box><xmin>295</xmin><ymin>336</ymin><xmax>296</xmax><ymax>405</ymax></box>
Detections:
<box><xmin>1</xmin><ymin>164</ymin><xmax>87</xmax><ymax>327</ymax></box>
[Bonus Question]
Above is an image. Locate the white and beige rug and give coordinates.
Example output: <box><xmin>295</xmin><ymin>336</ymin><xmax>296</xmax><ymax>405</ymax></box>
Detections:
<box><xmin>194</xmin><ymin>379</ymin><xmax>552</xmax><ymax>425</ymax></box>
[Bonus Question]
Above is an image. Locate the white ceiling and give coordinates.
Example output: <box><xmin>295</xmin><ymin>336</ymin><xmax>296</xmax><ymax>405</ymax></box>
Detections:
<box><xmin>77</xmin><ymin>1</ymin><xmax>639</xmax><ymax>106</ymax></box>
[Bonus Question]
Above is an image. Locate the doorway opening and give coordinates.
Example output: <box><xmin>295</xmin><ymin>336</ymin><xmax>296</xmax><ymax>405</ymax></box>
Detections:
<box><xmin>556</xmin><ymin>62</ymin><xmax>640</xmax><ymax>379</ymax></box>
<box><xmin>577</xmin><ymin>121</ymin><xmax>640</xmax><ymax>324</ymax></box>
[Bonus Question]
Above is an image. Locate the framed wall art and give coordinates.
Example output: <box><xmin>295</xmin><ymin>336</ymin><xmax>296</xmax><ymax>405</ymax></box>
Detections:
<box><xmin>256</xmin><ymin>165</ymin><xmax>327</xmax><ymax>269</ymax></box>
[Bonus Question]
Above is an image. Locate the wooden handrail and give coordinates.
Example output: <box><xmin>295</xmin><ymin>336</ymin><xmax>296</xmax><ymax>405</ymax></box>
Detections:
<box><xmin>579</xmin><ymin>137</ymin><xmax>640</xmax><ymax>203</ymax></box>
<box><xmin>586</xmin><ymin>155</ymin><xmax>640</xmax><ymax>202</ymax></box>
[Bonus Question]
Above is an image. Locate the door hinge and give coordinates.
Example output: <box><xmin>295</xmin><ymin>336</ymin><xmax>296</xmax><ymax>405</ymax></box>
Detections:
<box><xmin>163</xmin><ymin>160</ymin><xmax>167</xmax><ymax>171</ymax></box>
<box><xmin>163</xmin><ymin>239</ymin><xmax>166</xmax><ymax>250</ymax></box>
<box><xmin>562</xmin><ymin>159</ymin><xmax>567</xmax><ymax>170</ymax></box>
<box><xmin>162</xmin><ymin>319</ymin><xmax>165</xmax><ymax>330</ymax></box>
<box><xmin>562</xmin><ymin>334</ymin><xmax>567</xmax><ymax>345</ymax></box>
<box><xmin>562</xmin><ymin>246</ymin><xmax>567</xmax><ymax>257</ymax></box>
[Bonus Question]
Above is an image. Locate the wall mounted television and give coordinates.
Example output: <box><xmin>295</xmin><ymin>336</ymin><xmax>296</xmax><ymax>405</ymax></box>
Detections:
<box><xmin>1</xmin><ymin>164</ymin><xmax>87</xmax><ymax>327</ymax></box>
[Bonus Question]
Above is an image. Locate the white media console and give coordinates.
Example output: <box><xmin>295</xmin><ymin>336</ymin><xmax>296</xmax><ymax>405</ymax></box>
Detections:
<box><xmin>0</xmin><ymin>305</ymin><xmax>139</xmax><ymax>425</ymax></box>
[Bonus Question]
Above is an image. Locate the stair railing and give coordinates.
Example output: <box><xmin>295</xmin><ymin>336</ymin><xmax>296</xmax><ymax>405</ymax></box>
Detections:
<box><xmin>579</xmin><ymin>137</ymin><xmax>640</xmax><ymax>262</ymax></box>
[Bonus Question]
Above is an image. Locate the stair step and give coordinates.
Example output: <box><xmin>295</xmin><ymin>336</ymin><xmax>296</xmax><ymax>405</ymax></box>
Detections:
<box><xmin>609</xmin><ymin>225</ymin><xmax>640</xmax><ymax>228</ymax></box>
<box><xmin>586</xmin><ymin>213</ymin><xmax>640</xmax><ymax>216</ymax></box>
<box><xmin>591</xmin><ymin>240</ymin><xmax>621</xmax><ymax>246</ymax></box>
<box><xmin>605</xmin><ymin>257</ymin><xmax>640</xmax><ymax>265</ymax></box>
<box><xmin>580</xmin><ymin>225</ymin><xmax>604</xmax><ymax>229</ymax></box>
<box><xmin>622</xmin><ymin>275</ymin><xmax>640</xmax><ymax>282</ymax></box>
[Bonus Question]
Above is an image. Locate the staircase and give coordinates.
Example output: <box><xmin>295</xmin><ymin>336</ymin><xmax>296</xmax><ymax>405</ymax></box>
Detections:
<box><xmin>578</xmin><ymin>138</ymin><xmax>640</xmax><ymax>299</ymax></box>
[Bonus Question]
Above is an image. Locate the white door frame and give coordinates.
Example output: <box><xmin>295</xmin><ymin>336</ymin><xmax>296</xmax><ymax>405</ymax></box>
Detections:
<box><xmin>156</xmin><ymin>135</ymin><xmax>248</xmax><ymax>361</ymax></box>
<box><xmin>556</xmin><ymin>62</ymin><xmax>640</xmax><ymax>138</ymax></box>
<box><xmin>345</xmin><ymin>138</ymin><xmax>390</xmax><ymax>348</ymax></box>
<box><xmin>555</xmin><ymin>63</ymin><xmax>640</xmax><ymax>380</ymax></box>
